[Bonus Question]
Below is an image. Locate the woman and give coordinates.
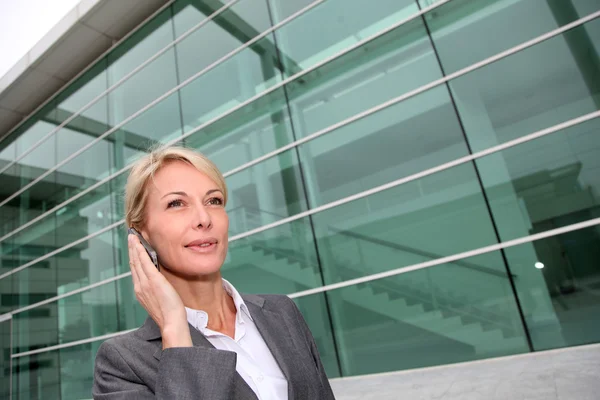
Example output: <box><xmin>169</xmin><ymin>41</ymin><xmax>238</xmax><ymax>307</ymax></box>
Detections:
<box><xmin>93</xmin><ymin>146</ymin><xmax>335</xmax><ymax>399</ymax></box>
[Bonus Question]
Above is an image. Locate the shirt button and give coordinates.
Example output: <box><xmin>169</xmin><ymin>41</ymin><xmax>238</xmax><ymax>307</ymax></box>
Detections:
<box><xmin>257</xmin><ymin>375</ymin><xmax>264</xmax><ymax>383</ymax></box>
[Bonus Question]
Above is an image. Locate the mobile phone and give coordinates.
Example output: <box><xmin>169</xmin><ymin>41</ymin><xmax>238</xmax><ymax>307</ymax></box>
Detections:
<box><xmin>128</xmin><ymin>228</ymin><xmax>160</xmax><ymax>271</ymax></box>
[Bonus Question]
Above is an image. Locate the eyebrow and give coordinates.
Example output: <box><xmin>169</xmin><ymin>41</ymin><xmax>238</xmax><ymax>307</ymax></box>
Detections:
<box><xmin>161</xmin><ymin>189</ymin><xmax>222</xmax><ymax>199</ymax></box>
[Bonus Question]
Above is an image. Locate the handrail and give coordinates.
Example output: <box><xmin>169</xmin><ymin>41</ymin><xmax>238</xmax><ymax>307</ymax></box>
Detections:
<box><xmin>328</xmin><ymin>226</ymin><xmax>516</xmax><ymax>279</ymax></box>
<box><xmin>228</xmin><ymin>205</ymin><xmax>515</xmax><ymax>279</ymax></box>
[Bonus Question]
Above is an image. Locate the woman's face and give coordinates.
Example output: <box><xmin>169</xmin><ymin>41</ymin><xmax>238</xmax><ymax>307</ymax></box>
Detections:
<box><xmin>141</xmin><ymin>161</ymin><xmax>229</xmax><ymax>277</ymax></box>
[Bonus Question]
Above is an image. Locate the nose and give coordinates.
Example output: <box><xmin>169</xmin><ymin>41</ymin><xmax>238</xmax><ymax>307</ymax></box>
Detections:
<box><xmin>192</xmin><ymin>204</ymin><xmax>212</xmax><ymax>229</ymax></box>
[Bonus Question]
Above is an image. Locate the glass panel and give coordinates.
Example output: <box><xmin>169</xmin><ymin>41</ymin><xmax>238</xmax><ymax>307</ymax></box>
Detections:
<box><xmin>292</xmin><ymin>294</ymin><xmax>341</xmax><ymax>378</ymax></box>
<box><xmin>2</xmin><ymin>61</ymin><xmax>109</xmax><ymax>198</ymax></box>
<box><xmin>310</xmin><ymin>162</ymin><xmax>502</xmax><ymax>286</ymax></box>
<box><xmin>298</xmin><ymin>84</ymin><xmax>469</xmax><ymax>205</ymax></box>
<box><xmin>11</xmin><ymin>341</ymin><xmax>103</xmax><ymax>400</ymax></box>
<box><xmin>477</xmin><ymin>117</ymin><xmax>600</xmax><ymax>242</ymax></box>
<box><xmin>269</xmin><ymin>0</ymin><xmax>316</xmax><ymax>24</ymax></box>
<box><xmin>0</xmin><ymin>173</ymin><xmax>126</xmax><ymax>268</ymax></box>
<box><xmin>178</xmin><ymin>30</ymin><xmax>282</xmax><ymax>131</ymax></box>
<box><xmin>451</xmin><ymin>19</ymin><xmax>600</xmax><ymax>153</ymax></box>
<box><xmin>107</xmin><ymin>10</ymin><xmax>178</xmax><ymax>128</ymax></box>
<box><xmin>273</xmin><ymin>0</ymin><xmax>418</xmax><ymax>75</ymax></box>
<box><xmin>13</xmin><ymin>281</ymin><xmax>119</xmax><ymax>354</ymax></box>
<box><xmin>223</xmin><ymin>218</ymin><xmax>322</xmax><ymax>293</ymax></box>
<box><xmin>284</xmin><ymin>11</ymin><xmax>442</xmax><ymax>140</ymax></box>
<box><xmin>424</xmin><ymin>0</ymin><xmax>595</xmax><ymax>74</ymax></box>
<box><xmin>12</xmin><ymin>351</ymin><xmax>60</xmax><ymax>400</ymax></box>
<box><xmin>0</xmin><ymin>318</ymin><xmax>10</xmax><ymax>399</ymax></box>
<box><xmin>59</xmin><ymin>341</ymin><xmax>103</xmax><ymax>400</ymax></box>
<box><xmin>225</xmin><ymin>150</ymin><xmax>308</xmax><ymax>231</ymax></box>
<box><xmin>505</xmin><ymin>224</ymin><xmax>600</xmax><ymax>351</ymax></box>
<box><xmin>323</xmin><ymin>255</ymin><xmax>528</xmax><ymax>376</ymax></box>
<box><xmin>8</xmin><ymin>226</ymin><xmax>126</xmax><ymax>311</ymax></box>
<box><xmin>173</xmin><ymin>0</ymin><xmax>272</xmax><ymax>82</ymax></box>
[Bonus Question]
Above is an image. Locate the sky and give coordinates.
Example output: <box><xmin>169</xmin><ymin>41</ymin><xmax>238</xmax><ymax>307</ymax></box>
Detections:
<box><xmin>0</xmin><ymin>0</ymin><xmax>81</xmax><ymax>78</ymax></box>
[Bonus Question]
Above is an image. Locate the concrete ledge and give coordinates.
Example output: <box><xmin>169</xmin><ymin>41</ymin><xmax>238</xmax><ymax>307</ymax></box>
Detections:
<box><xmin>330</xmin><ymin>343</ymin><xmax>600</xmax><ymax>399</ymax></box>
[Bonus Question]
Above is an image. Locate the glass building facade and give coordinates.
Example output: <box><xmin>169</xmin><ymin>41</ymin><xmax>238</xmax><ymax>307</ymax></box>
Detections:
<box><xmin>0</xmin><ymin>0</ymin><xmax>599</xmax><ymax>398</ymax></box>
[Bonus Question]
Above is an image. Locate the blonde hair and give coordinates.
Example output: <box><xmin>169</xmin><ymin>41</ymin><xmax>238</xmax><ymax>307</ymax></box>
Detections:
<box><xmin>124</xmin><ymin>146</ymin><xmax>227</xmax><ymax>229</ymax></box>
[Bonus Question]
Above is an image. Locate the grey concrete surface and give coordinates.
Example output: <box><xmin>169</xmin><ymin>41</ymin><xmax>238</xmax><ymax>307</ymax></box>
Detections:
<box><xmin>330</xmin><ymin>343</ymin><xmax>600</xmax><ymax>399</ymax></box>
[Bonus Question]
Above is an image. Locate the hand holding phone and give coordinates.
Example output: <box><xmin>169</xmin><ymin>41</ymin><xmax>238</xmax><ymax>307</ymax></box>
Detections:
<box><xmin>128</xmin><ymin>228</ymin><xmax>159</xmax><ymax>270</ymax></box>
<box><xmin>127</xmin><ymin>231</ymin><xmax>191</xmax><ymax>348</ymax></box>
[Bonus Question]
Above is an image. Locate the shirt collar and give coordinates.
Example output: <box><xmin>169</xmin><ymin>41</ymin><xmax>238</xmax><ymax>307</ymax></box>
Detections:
<box><xmin>185</xmin><ymin>278</ymin><xmax>253</xmax><ymax>332</ymax></box>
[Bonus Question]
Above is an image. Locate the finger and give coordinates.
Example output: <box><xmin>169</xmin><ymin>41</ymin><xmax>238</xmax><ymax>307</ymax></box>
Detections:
<box><xmin>128</xmin><ymin>235</ymin><xmax>141</xmax><ymax>285</ymax></box>
<box><xmin>130</xmin><ymin>235</ymin><xmax>149</xmax><ymax>282</ymax></box>
<box><xmin>134</xmin><ymin>238</ymin><xmax>159</xmax><ymax>279</ymax></box>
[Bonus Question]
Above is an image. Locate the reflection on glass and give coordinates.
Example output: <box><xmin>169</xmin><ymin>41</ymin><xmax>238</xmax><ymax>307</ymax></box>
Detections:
<box><xmin>12</xmin><ymin>351</ymin><xmax>60</xmax><ymax>400</ymax></box>
<box><xmin>173</xmin><ymin>0</ymin><xmax>272</xmax><ymax>82</ymax></box>
<box><xmin>13</xmin><ymin>281</ymin><xmax>118</xmax><ymax>354</ymax></box>
<box><xmin>477</xmin><ymin>117</ymin><xmax>600</xmax><ymax>242</ymax></box>
<box><xmin>323</xmin><ymin>253</ymin><xmax>528</xmax><ymax>375</ymax></box>
<box><xmin>451</xmin><ymin>19</ymin><xmax>600</xmax><ymax>153</ymax></box>
<box><xmin>274</xmin><ymin>0</ymin><xmax>418</xmax><ymax>75</ymax></box>
<box><xmin>8</xmin><ymin>227</ymin><xmax>123</xmax><ymax>311</ymax></box>
<box><xmin>424</xmin><ymin>0</ymin><xmax>594</xmax><ymax>74</ymax></box>
<box><xmin>0</xmin><ymin>318</ymin><xmax>10</xmax><ymax>399</ymax></box>
<box><xmin>0</xmin><ymin>173</ymin><xmax>126</xmax><ymax>271</ymax></box>
<box><xmin>223</xmin><ymin>218</ymin><xmax>321</xmax><ymax>294</ymax></box>
<box><xmin>311</xmin><ymin>163</ymin><xmax>501</xmax><ymax>285</ymax></box>
<box><xmin>504</xmin><ymin>225</ymin><xmax>600</xmax><ymax>350</ymax></box>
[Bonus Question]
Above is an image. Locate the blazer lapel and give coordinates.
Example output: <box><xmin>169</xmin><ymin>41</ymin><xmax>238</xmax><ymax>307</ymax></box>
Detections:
<box><xmin>244</xmin><ymin>295</ymin><xmax>310</xmax><ymax>399</ymax></box>
<box><xmin>136</xmin><ymin>317</ymin><xmax>258</xmax><ymax>400</ymax></box>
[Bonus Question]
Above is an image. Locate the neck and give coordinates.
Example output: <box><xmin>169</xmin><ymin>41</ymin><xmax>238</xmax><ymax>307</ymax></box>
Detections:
<box><xmin>161</xmin><ymin>269</ymin><xmax>236</xmax><ymax>334</ymax></box>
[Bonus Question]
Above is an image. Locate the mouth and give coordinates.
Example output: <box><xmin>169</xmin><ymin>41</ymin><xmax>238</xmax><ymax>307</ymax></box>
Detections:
<box><xmin>185</xmin><ymin>238</ymin><xmax>218</xmax><ymax>253</ymax></box>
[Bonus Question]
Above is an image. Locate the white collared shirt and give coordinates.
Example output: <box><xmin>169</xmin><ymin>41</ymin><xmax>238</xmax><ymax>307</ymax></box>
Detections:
<box><xmin>185</xmin><ymin>279</ymin><xmax>288</xmax><ymax>400</ymax></box>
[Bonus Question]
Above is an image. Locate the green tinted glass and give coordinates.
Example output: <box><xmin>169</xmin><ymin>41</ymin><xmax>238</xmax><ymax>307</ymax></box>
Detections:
<box><xmin>504</xmin><ymin>225</ymin><xmax>600</xmax><ymax>350</ymax></box>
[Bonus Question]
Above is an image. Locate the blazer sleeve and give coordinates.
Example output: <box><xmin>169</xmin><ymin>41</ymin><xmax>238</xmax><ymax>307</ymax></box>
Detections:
<box><xmin>287</xmin><ymin>297</ymin><xmax>337</xmax><ymax>400</ymax></box>
<box><xmin>93</xmin><ymin>339</ymin><xmax>239</xmax><ymax>400</ymax></box>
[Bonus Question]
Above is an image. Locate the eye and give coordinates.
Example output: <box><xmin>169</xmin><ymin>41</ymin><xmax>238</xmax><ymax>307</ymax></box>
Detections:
<box><xmin>207</xmin><ymin>197</ymin><xmax>224</xmax><ymax>206</ymax></box>
<box><xmin>167</xmin><ymin>199</ymin><xmax>184</xmax><ymax>208</ymax></box>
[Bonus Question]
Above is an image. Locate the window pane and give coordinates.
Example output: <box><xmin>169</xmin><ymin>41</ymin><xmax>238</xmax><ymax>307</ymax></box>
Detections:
<box><xmin>274</xmin><ymin>0</ymin><xmax>419</xmax><ymax>74</ymax></box>
<box><xmin>451</xmin><ymin>19</ymin><xmax>600</xmax><ymax>153</ymax></box>
<box><xmin>293</xmin><ymin>294</ymin><xmax>340</xmax><ymax>378</ymax></box>
<box><xmin>311</xmin><ymin>163</ymin><xmax>500</xmax><ymax>285</ymax></box>
<box><xmin>0</xmin><ymin>173</ymin><xmax>126</xmax><ymax>268</ymax></box>
<box><xmin>319</xmin><ymin>253</ymin><xmax>528</xmax><ymax>376</ymax></box>
<box><xmin>284</xmin><ymin>10</ymin><xmax>442</xmax><ymax>140</ymax></box>
<box><xmin>173</xmin><ymin>0</ymin><xmax>272</xmax><ymax>82</ymax></box>
<box><xmin>12</xmin><ymin>351</ymin><xmax>60</xmax><ymax>400</ymax></box>
<box><xmin>477</xmin><ymin>117</ymin><xmax>600</xmax><ymax>242</ymax></box>
<box><xmin>425</xmin><ymin>0</ymin><xmax>594</xmax><ymax>74</ymax></box>
<box><xmin>107</xmin><ymin>9</ymin><xmax>178</xmax><ymax>128</ymax></box>
<box><xmin>13</xmin><ymin>281</ymin><xmax>119</xmax><ymax>354</ymax></box>
<box><xmin>8</xmin><ymin>225</ymin><xmax>126</xmax><ymax>311</ymax></box>
<box><xmin>0</xmin><ymin>319</ymin><xmax>10</xmax><ymax>399</ymax></box>
<box><xmin>224</xmin><ymin>218</ymin><xmax>322</xmax><ymax>293</ymax></box>
<box><xmin>505</xmin><ymin>224</ymin><xmax>600</xmax><ymax>350</ymax></box>
<box><xmin>11</xmin><ymin>340</ymin><xmax>103</xmax><ymax>400</ymax></box>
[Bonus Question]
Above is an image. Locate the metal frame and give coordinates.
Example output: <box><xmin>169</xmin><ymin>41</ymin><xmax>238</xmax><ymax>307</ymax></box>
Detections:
<box><xmin>0</xmin><ymin>0</ymin><xmax>329</xmax><ymax>209</ymax></box>
<box><xmin>8</xmin><ymin>216</ymin><xmax>600</xmax><ymax>358</ymax></box>
<box><xmin>1</xmin><ymin>3</ymin><xmax>595</xmax><ymax>246</ymax></box>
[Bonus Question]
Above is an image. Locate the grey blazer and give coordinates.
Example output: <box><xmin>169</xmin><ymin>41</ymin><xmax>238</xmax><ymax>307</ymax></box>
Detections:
<box><xmin>93</xmin><ymin>294</ymin><xmax>336</xmax><ymax>399</ymax></box>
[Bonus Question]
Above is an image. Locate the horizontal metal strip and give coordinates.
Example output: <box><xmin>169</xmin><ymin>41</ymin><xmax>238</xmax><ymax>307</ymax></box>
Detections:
<box><xmin>10</xmin><ymin>216</ymin><xmax>600</xmax><ymax>358</ymax></box>
<box><xmin>0</xmin><ymin>9</ymin><xmax>596</xmax><ymax>284</ymax></box>
<box><xmin>0</xmin><ymin>0</ymin><xmax>239</xmax><ymax>177</ymax></box>
<box><xmin>0</xmin><ymin>0</ymin><xmax>176</xmax><ymax>147</ymax></box>
<box><xmin>11</xmin><ymin>329</ymin><xmax>138</xmax><ymax>359</ymax></box>
<box><xmin>0</xmin><ymin>0</ymin><xmax>450</xmax><ymax>221</ymax></box>
<box><xmin>0</xmin><ymin>220</ymin><xmax>124</xmax><ymax>281</ymax></box>
<box><xmin>1</xmin><ymin>4</ymin><xmax>595</xmax><ymax>247</ymax></box>
<box><xmin>288</xmin><ymin>217</ymin><xmax>600</xmax><ymax>298</ymax></box>
<box><xmin>0</xmin><ymin>0</ymin><xmax>329</xmax><ymax>209</ymax></box>
<box><xmin>4</xmin><ymin>109</ymin><xmax>598</xmax><ymax>315</ymax></box>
